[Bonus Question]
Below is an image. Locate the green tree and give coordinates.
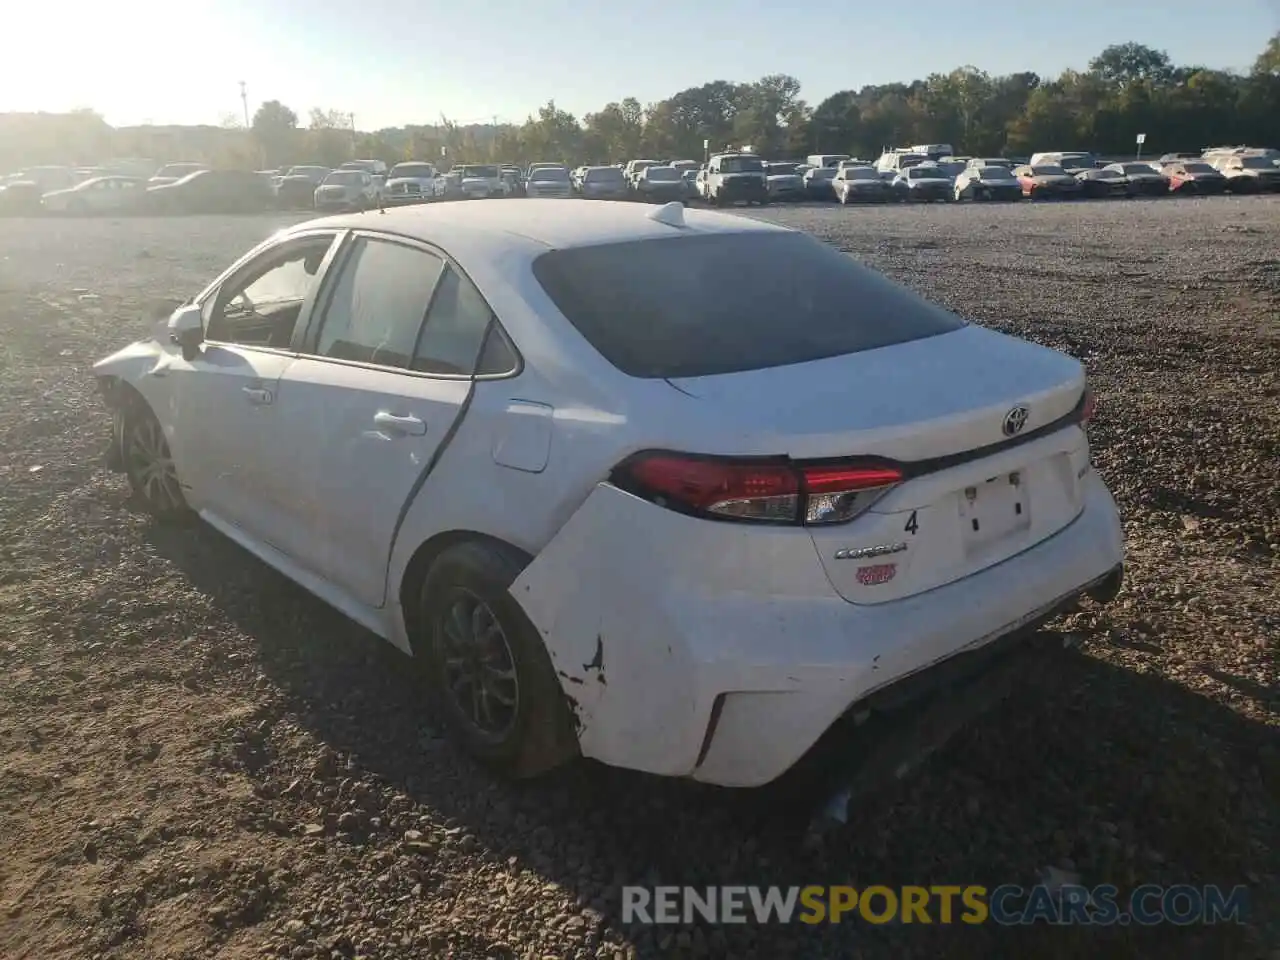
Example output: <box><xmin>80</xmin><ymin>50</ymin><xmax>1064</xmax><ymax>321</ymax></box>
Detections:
<box><xmin>251</xmin><ymin>100</ymin><xmax>298</xmax><ymax>166</ymax></box>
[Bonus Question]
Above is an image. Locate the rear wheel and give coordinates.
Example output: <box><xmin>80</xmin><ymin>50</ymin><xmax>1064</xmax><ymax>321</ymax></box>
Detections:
<box><xmin>118</xmin><ymin>395</ymin><xmax>189</xmax><ymax>520</ymax></box>
<box><xmin>418</xmin><ymin>541</ymin><xmax>579</xmax><ymax>779</ymax></box>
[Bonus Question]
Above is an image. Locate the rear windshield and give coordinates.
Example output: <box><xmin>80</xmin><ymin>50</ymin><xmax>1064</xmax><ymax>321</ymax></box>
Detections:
<box><xmin>1181</xmin><ymin>162</ymin><xmax>1216</xmax><ymax>173</ymax></box>
<box><xmin>585</xmin><ymin>167</ymin><xmax>624</xmax><ymax>182</ymax></box>
<box><xmin>843</xmin><ymin>167</ymin><xmax>878</xmax><ymax>179</ymax></box>
<box><xmin>767</xmin><ymin>163</ymin><xmax>798</xmax><ymax>175</ymax></box>
<box><xmin>531</xmin><ymin>232</ymin><xmax>966</xmax><ymax>378</ymax></box>
<box><xmin>645</xmin><ymin>167</ymin><xmax>680</xmax><ymax>181</ymax></box>
<box><xmin>460</xmin><ymin>165</ymin><xmax>499</xmax><ymax>178</ymax></box>
<box><xmin>531</xmin><ymin>167</ymin><xmax>569</xmax><ymax>181</ymax></box>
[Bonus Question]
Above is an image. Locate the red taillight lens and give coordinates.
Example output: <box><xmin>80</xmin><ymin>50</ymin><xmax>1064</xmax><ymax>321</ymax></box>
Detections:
<box><xmin>614</xmin><ymin>453</ymin><xmax>902</xmax><ymax>525</ymax></box>
<box><xmin>1079</xmin><ymin>389</ymin><xmax>1096</xmax><ymax>426</ymax></box>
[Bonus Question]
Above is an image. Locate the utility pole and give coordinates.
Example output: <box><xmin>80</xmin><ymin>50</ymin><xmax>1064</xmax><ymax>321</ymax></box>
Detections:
<box><xmin>239</xmin><ymin>81</ymin><xmax>249</xmax><ymax>128</ymax></box>
<box><xmin>350</xmin><ymin>113</ymin><xmax>357</xmax><ymax>155</ymax></box>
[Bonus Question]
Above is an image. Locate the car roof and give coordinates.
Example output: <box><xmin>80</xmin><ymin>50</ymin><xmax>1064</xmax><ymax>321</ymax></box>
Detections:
<box><xmin>297</xmin><ymin>198</ymin><xmax>791</xmax><ymax>256</ymax></box>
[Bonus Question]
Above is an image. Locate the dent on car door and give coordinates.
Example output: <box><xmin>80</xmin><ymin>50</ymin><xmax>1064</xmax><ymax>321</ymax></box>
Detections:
<box><xmin>167</xmin><ymin>232</ymin><xmax>343</xmax><ymax>532</ymax></box>
<box><xmin>263</xmin><ymin>235</ymin><xmax>517</xmax><ymax>608</ymax></box>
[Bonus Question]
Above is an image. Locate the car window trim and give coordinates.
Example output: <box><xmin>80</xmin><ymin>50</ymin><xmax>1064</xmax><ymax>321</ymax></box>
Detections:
<box><xmin>298</xmin><ymin>228</ymin><xmax>522</xmax><ymax>381</ymax></box>
<box><xmin>196</xmin><ymin>228</ymin><xmax>348</xmax><ymax>355</ymax></box>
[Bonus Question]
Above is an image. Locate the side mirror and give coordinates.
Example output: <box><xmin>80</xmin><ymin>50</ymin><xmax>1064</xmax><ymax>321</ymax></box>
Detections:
<box><xmin>167</xmin><ymin>304</ymin><xmax>204</xmax><ymax>360</ymax></box>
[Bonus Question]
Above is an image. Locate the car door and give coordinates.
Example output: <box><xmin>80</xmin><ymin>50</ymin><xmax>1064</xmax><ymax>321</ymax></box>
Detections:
<box><xmin>165</xmin><ymin>231</ymin><xmax>344</xmax><ymax>537</ymax></box>
<box><xmin>257</xmin><ymin>233</ymin><xmax>517</xmax><ymax>607</ymax></box>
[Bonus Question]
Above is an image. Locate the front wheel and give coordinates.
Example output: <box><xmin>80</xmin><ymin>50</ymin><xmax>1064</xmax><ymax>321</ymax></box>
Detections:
<box><xmin>419</xmin><ymin>541</ymin><xmax>579</xmax><ymax>779</ymax></box>
<box><xmin>118</xmin><ymin>396</ymin><xmax>190</xmax><ymax>520</ymax></box>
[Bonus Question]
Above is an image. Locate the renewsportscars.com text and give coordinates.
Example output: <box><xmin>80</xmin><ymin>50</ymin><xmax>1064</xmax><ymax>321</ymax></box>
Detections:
<box><xmin>621</xmin><ymin>884</ymin><xmax>1249</xmax><ymax>926</ymax></box>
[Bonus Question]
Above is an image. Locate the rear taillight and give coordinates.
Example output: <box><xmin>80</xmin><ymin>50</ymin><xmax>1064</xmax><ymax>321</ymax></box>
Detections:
<box><xmin>1078</xmin><ymin>389</ymin><xmax>1096</xmax><ymax>426</ymax></box>
<box><xmin>613</xmin><ymin>452</ymin><xmax>902</xmax><ymax>526</ymax></box>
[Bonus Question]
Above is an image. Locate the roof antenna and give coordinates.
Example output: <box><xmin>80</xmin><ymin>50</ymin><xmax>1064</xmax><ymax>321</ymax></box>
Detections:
<box><xmin>646</xmin><ymin>201</ymin><xmax>687</xmax><ymax>229</ymax></box>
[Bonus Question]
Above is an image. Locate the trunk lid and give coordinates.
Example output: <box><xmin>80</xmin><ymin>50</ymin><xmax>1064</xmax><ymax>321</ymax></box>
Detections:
<box><xmin>668</xmin><ymin>324</ymin><xmax>1090</xmax><ymax>603</ymax></box>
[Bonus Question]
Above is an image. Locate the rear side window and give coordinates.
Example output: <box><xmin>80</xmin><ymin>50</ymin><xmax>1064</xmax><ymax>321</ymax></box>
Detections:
<box><xmin>532</xmin><ymin>232</ymin><xmax>966</xmax><ymax>379</ymax></box>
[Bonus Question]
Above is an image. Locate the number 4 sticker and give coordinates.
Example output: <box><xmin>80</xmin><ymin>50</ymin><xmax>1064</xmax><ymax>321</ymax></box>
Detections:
<box><xmin>904</xmin><ymin>510</ymin><xmax>919</xmax><ymax>535</ymax></box>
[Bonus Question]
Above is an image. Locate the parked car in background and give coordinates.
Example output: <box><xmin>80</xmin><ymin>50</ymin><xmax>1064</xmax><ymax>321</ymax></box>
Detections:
<box><xmin>1209</xmin><ymin>155</ymin><xmax>1280</xmax><ymax>192</ymax></box>
<box><xmin>833</xmin><ymin>165</ymin><xmax>891</xmax><ymax>204</ymax></box>
<box><xmin>764</xmin><ymin>162</ymin><xmax>806</xmax><ymax>201</ymax></box>
<box><xmin>1160</xmin><ymin>161</ymin><xmax>1227</xmax><ymax>195</ymax></box>
<box><xmin>1101</xmin><ymin>163</ymin><xmax>1167</xmax><ymax>197</ymax></box>
<box><xmin>149</xmin><ymin>162</ymin><xmax>208</xmax><ymax>187</ymax></box>
<box><xmin>806</xmin><ymin>153</ymin><xmax>850</xmax><ymax>169</ymax></box>
<box><xmin>668</xmin><ymin>160</ymin><xmax>700</xmax><ymax>175</ymax></box>
<box><xmin>11</xmin><ymin>165</ymin><xmax>78</xmax><ymax>193</ymax></box>
<box><xmin>41</xmin><ymin>175</ymin><xmax>147</xmax><ymax>214</ymax></box>
<box><xmin>91</xmin><ymin>200</ymin><xmax>1123</xmax><ymax>787</ymax></box>
<box><xmin>146</xmin><ymin>169</ymin><xmax>274</xmax><ymax>214</ymax></box>
<box><xmin>1157</xmin><ymin>152</ymin><xmax>1202</xmax><ymax>164</ymax></box>
<box><xmin>525</xmin><ymin>166</ymin><xmax>574</xmax><ymax>199</ymax></box>
<box><xmin>1013</xmin><ymin>164</ymin><xmax>1083</xmax><ymax>199</ymax></box>
<box><xmin>967</xmin><ymin>157</ymin><xmax>1016</xmax><ymax>171</ymax></box>
<box><xmin>803</xmin><ymin>166</ymin><xmax>839</xmax><ymax>201</ymax></box>
<box><xmin>1028</xmin><ymin>152</ymin><xmax>1097</xmax><ymax>173</ymax></box>
<box><xmin>383</xmin><ymin>161</ymin><xmax>438</xmax><ymax>206</ymax></box>
<box><xmin>275</xmin><ymin>166</ymin><xmax>332</xmax><ymax>209</ymax></box>
<box><xmin>874</xmin><ymin>151</ymin><xmax>926</xmax><ymax>175</ymax></box>
<box><xmin>433</xmin><ymin>170</ymin><xmax>466</xmax><ymax>201</ymax></box>
<box><xmin>954</xmin><ymin>165</ymin><xmax>1023</xmax><ymax>201</ymax></box>
<box><xmin>681</xmin><ymin>168</ymin><xmax>700</xmax><ymax>200</ymax></box>
<box><xmin>0</xmin><ymin>179</ymin><xmax>43</xmax><ymax>214</ymax></box>
<box><xmin>623</xmin><ymin>159</ymin><xmax>661</xmax><ymax>188</ymax></box>
<box><xmin>701</xmin><ymin>153</ymin><xmax>769</xmax><ymax>207</ymax></box>
<box><xmin>1073</xmin><ymin>167</ymin><xmax>1131</xmax><ymax>198</ymax></box>
<box><xmin>634</xmin><ymin>165</ymin><xmax>688</xmax><ymax>204</ymax></box>
<box><xmin>314</xmin><ymin>169</ymin><xmax>379</xmax><ymax>212</ymax></box>
<box><xmin>578</xmin><ymin>165</ymin><xmax>630</xmax><ymax>200</ymax></box>
<box><xmin>892</xmin><ymin>164</ymin><xmax>954</xmax><ymax>202</ymax></box>
<box><xmin>451</xmin><ymin>164</ymin><xmax>506</xmax><ymax>199</ymax></box>
<box><xmin>340</xmin><ymin>159</ymin><xmax>389</xmax><ymax>178</ymax></box>
<box><xmin>501</xmin><ymin>167</ymin><xmax>526</xmax><ymax>197</ymax></box>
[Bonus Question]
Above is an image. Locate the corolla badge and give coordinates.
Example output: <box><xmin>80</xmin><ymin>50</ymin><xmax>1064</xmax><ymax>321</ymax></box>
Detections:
<box><xmin>1002</xmin><ymin>405</ymin><xmax>1030</xmax><ymax>437</ymax></box>
<box><xmin>834</xmin><ymin>542</ymin><xmax>908</xmax><ymax>561</ymax></box>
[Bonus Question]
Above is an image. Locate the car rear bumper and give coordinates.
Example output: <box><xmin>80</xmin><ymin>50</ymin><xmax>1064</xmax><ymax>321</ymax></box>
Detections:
<box><xmin>511</xmin><ymin>469</ymin><xmax>1124</xmax><ymax>787</ymax></box>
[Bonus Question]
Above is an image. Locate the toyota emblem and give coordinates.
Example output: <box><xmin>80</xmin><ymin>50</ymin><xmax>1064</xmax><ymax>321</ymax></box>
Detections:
<box><xmin>1002</xmin><ymin>405</ymin><xmax>1029</xmax><ymax>437</ymax></box>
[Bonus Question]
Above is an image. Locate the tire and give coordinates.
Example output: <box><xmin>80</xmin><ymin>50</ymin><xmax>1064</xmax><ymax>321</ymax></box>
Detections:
<box><xmin>418</xmin><ymin>540</ymin><xmax>579</xmax><ymax>779</ymax></box>
<box><xmin>117</xmin><ymin>393</ymin><xmax>190</xmax><ymax>520</ymax></box>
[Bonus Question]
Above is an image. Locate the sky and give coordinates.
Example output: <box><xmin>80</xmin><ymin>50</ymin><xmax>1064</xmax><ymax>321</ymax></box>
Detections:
<box><xmin>2</xmin><ymin>0</ymin><xmax>1276</xmax><ymax>130</ymax></box>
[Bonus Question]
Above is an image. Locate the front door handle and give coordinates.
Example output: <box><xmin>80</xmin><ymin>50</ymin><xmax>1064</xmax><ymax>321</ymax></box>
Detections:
<box><xmin>242</xmin><ymin>386</ymin><xmax>273</xmax><ymax>405</ymax></box>
<box><xmin>373</xmin><ymin>411</ymin><xmax>427</xmax><ymax>436</ymax></box>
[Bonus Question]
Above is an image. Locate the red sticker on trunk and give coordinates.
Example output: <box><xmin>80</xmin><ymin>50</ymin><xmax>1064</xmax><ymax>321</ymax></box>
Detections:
<box><xmin>856</xmin><ymin>563</ymin><xmax>897</xmax><ymax>586</ymax></box>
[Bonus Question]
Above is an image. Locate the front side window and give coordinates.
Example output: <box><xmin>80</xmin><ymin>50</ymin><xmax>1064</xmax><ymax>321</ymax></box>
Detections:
<box><xmin>313</xmin><ymin>238</ymin><xmax>444</xmax><ymax>368</ymax></box>
<box><xmin>205</xmin><ymin>236</ymin><xmax>336</xmax><ymax>347</ymax></box>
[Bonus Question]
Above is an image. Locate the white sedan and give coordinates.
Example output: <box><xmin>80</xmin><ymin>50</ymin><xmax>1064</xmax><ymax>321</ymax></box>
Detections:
<box><xmin>92</xmin><ymin>200</ymin><xmax>1124</xmax><ymax>788</ymax></box>
<box><xmin>42</xmin><ymin>175</ymin><xmax>147</xmax><ymax>214</ymax></box>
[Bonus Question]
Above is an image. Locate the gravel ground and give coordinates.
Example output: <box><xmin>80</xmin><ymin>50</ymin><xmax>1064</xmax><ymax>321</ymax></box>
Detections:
<box><xmin>1</xmin><ymin>198</ymin><xmax>1277</xmax><ymax>960</ymax></box>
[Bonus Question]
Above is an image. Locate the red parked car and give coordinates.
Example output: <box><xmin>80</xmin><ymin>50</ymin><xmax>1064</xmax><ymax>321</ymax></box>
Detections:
<box><xmin>1160</xmin><ymin>161</ymin><xmax>1228</xmax><ymax>195</ymax></box>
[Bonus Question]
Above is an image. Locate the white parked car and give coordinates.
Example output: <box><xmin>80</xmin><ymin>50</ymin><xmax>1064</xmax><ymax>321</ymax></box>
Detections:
<box><xmin>41</xmin><ymin>175</ymin><xmax>146</xmax><ymax>214</ymax></box>
<box><xmin>92</xmin><ymin>200</ymin><xmax>1124</xmax><ymax>788</ymax></box>
<box><xmin>445</xmin><ymin>164</ymin><xmax>505</xmax><ymax>199</ymax></box>
<box><xmin>383</xmin><ymin>161</ymin><xmax>437</xmax><ymax>205</ymax></box>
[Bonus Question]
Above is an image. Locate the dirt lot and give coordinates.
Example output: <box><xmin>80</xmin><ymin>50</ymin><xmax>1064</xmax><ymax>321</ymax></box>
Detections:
<box><xmin>1</xmin><ymin>198</ymin><xmax>1277</xmax><ymax>960</ymax></box>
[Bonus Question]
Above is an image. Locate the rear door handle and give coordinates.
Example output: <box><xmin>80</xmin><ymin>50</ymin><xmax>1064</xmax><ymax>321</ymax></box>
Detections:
<box><xmin>373</xmin><ymin>411</ymin><xmax>427</xmax><ymax>436</ymax></box>
<box><xmin>242</xmin><ymin>386</ymin><xmax>273</xmax><ymax>405</ymax></box>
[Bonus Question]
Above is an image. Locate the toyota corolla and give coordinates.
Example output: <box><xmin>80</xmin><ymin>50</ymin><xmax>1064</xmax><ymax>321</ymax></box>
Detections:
<box><xmin>92</xmin><ymin>200</ymin><xmax>1124</xmax><ymax>788</ymax></box>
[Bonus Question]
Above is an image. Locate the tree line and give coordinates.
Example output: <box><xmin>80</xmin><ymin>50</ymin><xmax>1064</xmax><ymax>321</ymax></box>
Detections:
<box><xmin>2</xmin><ymin>37</ymin><xmax>1277</xmax><ymax>175</ymax></box>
